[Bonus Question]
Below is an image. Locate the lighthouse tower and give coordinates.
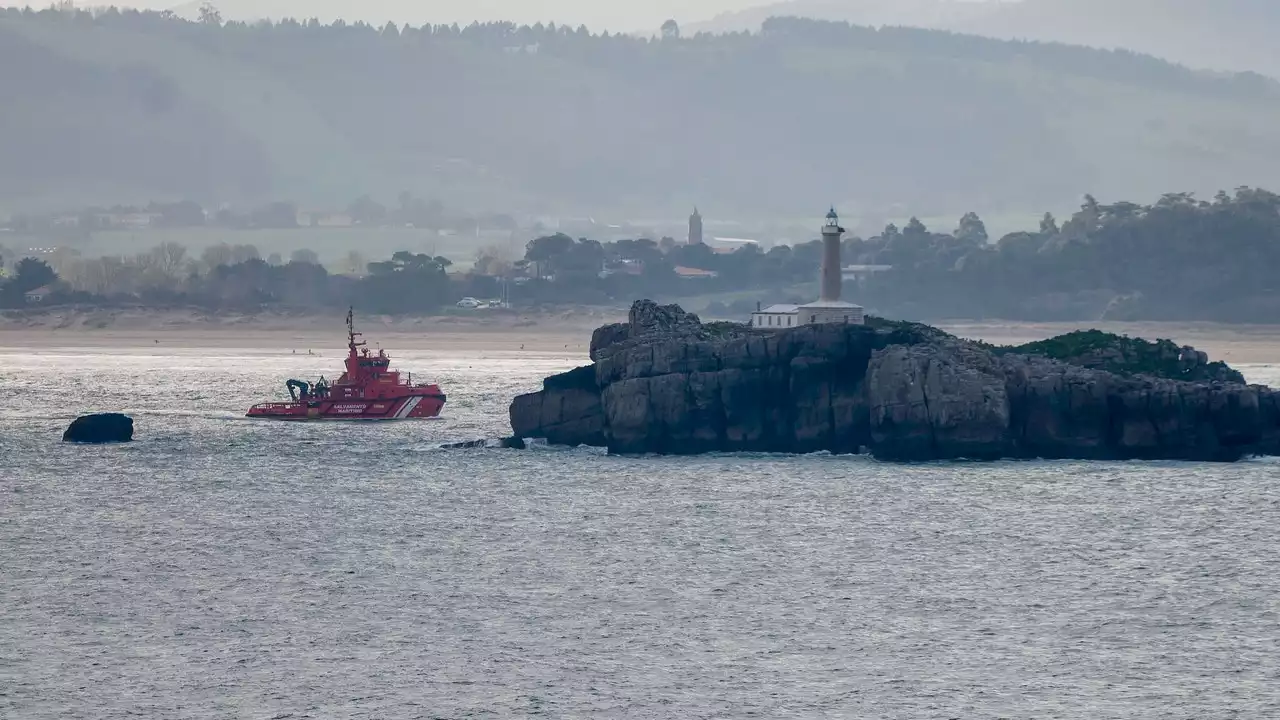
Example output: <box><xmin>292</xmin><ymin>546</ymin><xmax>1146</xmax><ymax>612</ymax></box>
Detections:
<box><xmin>798</xmin><ymin>207</ymin><xmax>864</xmax><ymax>325</ymax></box>
<box><xmin>820</xmin><ymin>207</ymin><xmax>843</xmax><ymax>301</ymax></box>
<box><xmin>751</xmin><ymin>207</ymin><xmax>865</xmax><ymax>330</ymax></box>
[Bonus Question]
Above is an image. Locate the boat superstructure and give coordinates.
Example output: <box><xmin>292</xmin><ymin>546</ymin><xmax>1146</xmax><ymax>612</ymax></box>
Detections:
<box><xmin>246</xmin><ymin>308</ymin><xmax>446</xmax><ymax>421</ymax></box>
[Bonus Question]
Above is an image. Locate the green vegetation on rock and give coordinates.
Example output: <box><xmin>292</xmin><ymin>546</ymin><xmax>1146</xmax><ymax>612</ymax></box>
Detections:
<box><xmin>995</xmin><ymin>329</ymin><xmax>1245</xmax><ymax>383</ymax></box>
<box><xmin>863</xmin><ymin>315</ymin><xmax>954</xmax><ymax>346</ymax></box>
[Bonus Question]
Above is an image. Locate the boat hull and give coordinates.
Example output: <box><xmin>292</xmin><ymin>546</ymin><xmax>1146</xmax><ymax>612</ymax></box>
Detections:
<box><xmin>246</xmin><ymin>392</ymin><xmax>446</xmax><ymax>421</ymax></box>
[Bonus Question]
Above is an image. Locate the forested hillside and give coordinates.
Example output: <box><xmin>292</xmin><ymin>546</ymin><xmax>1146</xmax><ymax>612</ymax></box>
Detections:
<box><xmin>849</xmin><ymin>187</ymin><xmax>1280</xmax><ymax>322</ymax></box>
<box><xmin>692</xmin><ymin>0</ymin><xmax>1280</xmax><ymax>78</ymax></box>
<box><xmin>4</xmin><ymin>7</ymin><xmax>1280</xmax><ymax>219</ymax></box>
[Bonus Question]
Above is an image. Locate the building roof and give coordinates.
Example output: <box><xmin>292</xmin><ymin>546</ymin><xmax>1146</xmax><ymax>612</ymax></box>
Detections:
<box><xmin>799</xmin><ymin>300</ymin><xmax>864</xmax><ymax>310</ymax></box>
<box><xmin>754</xmin><ymin>304</ymin><xmax>800</xmax><ymax>314</ymax></box>
<box><xmin>673</xmin><ymin>266</ymin><xmax>718</xmax><ymax>278</ymax></box>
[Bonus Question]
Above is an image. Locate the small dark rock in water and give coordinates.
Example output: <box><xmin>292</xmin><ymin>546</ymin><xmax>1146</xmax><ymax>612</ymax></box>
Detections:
<box><xmin>441</xmin><ymin>439</ymin><xmax>489</xmax><ymax>450</ymax></box>
<box><xmin>63</xmin><ymin>413</ymin><xmax>134</xmax><ymax>444</ymax></box>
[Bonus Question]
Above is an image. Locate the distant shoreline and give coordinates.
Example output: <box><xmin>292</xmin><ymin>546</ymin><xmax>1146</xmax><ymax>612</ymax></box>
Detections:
<box><xmin>3</xmin><ymin>307</ymin><xmax>1280</xmax><ymax>364</ymax></box>
<box><xmin>0</xmin><ymin>307</ymin><xmax>615</xmax><ymax>353</ymax></box>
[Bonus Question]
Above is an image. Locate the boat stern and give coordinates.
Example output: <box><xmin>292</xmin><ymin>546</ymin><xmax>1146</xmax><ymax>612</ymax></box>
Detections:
<box><xmin>246</xmin><ymin>402</ymin><xmax>312</xmax><ymax>420</ymax></box>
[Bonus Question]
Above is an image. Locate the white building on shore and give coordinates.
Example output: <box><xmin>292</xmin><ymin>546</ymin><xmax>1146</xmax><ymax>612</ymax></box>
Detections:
<box><xmin>752</xmin><ymin>208</ymin><xmax>865</xmax><ymax>329</ymax></box>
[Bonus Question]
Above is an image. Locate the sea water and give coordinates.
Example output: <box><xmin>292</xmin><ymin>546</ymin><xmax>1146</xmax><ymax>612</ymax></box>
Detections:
<box><xmin>2</xmin><ymin>347</ymin><xmax>1279</xmax><ymax>718</ymax></box>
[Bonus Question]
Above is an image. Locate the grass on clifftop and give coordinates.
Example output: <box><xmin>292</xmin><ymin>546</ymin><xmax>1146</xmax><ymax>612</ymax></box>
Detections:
<box><xmin>865</xmin><ymin>315</ymin><xmax>955</xmax><ymax>345</ymax></box>
<box><xmin>994</xmin><ymin>329</ymin><xmax>1245</xmax><ymax>383</ymax></box>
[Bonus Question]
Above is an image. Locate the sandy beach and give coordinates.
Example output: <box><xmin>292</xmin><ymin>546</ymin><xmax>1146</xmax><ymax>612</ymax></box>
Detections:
<box><xmin>0</xmin><ymin>308</ymin><xmax>612</xmax><ymax>354</ymax></box>
<box><xmin>3</xmin><ymin>308</ymin><xmax>1280</xmax><ymax>364</ymax></box>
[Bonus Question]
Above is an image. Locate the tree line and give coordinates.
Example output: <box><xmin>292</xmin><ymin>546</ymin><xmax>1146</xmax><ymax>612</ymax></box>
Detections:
<box><xmin>851</xmin><ymin>187</ymin><xmax>1280</xmax><ymax>322</ymax></box>
<box><xmin>0</xmin><ymin>243</ymin><xmax>497</xmax><ymax>314</ymax></box>
<box><xmin>5</xmin><ymin>186</ymin><xmax>1279</xmax><ymax>323</ymax></box>
<box><xmin>513</xmin><ymin>186</ymin><xmax>1280</xmax><ymax>323</ymax></box>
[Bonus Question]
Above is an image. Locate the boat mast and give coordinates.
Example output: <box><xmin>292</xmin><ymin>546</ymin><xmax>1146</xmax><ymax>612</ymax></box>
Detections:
<box><xmin>347</xmin><ymin>306</ymin><xmax>365</xmax><ymax>353</ymax></box>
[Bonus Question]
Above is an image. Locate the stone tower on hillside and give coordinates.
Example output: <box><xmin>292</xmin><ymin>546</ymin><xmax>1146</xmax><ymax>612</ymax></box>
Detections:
<box><xmin>688</xmin><ymin>207</ymin><xmax>703</xmax><ymax>245</ymax></box>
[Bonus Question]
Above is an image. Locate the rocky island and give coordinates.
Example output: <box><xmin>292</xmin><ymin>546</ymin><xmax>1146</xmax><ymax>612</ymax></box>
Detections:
<box><xmin>510</xmin><ymin>300</ymin><xmax>1280</xmax><ymax>462</ymax></box>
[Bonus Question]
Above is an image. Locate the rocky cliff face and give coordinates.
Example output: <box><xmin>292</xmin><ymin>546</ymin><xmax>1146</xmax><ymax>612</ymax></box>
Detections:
<box><xmin>510</xmin><ymin>300</ymin><xmax>1279</xmax><ymax>461</ymax></box>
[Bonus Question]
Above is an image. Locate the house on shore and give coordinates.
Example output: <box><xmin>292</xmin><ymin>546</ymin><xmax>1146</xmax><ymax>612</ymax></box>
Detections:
<box><xmin>24</xmin><ymin>285</ymin><xmax>54</xmax><ymax>303</ymax></box>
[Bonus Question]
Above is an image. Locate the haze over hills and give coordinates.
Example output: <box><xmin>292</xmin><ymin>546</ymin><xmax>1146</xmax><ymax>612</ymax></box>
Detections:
<box><xmin>690</xmin><ymin>0</ymin><xmax>1280</xmax><ymax>77</ymax></box>
<box><xmin>82</xmin><ymin>0</ymin><xmax>754</xmax><ymax>34</ymax></box>
<box><xmin>3</xmin><ymin>7</ymin><xmax>1280</xmax><ymax>221</ymax></box>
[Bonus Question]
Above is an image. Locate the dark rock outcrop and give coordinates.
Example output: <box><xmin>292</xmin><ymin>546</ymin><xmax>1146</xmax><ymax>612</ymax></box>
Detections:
<box><xmin>870</xmin><ymin>345</ymin><xmax>1272</xmax><ymax>462</ymax></box>
<box><xmin>997</xmin><ymin>329</ymin><xmax>1245</xmax><ymax>384</ymax></box>
<box><xmin>590</xmin><ymin>299</ymin><xmax>753</xmax><ymax>362</ymax></box>
<box><xmin>510</xmin><ymin>301</ymin><xmax>1279</xmax><ymax>461</ymax></box>
<box><xmin>867</xmin><ymin>342</ymin><xmax>1012</xmax><ymax>461</ymax></box>
<box><xmin>510</xmin><ymin>364</ymin><xmax>607</xmax><ymax>448</ymax></box>
<box><xmin>63</xmin><ymin>413</ymin><xmax>134</xmax><ymax>444</ymax></box>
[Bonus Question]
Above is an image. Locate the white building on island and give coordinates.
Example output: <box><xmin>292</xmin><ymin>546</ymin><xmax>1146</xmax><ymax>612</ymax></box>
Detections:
<box><xmin>753</xmin><ymin>303</ymin><xmax>802</xmax><ymax>328</ymax></box>
<box><xmin>752</xmin><ymin>208</ymin><xmax>865</xmax><ymax>329</ymax></box>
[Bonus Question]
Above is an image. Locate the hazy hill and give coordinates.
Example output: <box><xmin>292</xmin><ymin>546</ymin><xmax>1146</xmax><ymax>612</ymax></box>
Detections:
<box><xmin>690</xmin><ymin>0</ymin><xmax>1280</xmax><ymax>77</ymax></box>
<box><xmin>4</xmin><ymin>7</ymin><xmax>1280</xmax><ymax>220</ymax></box>
<box><xmin>0</xmin><ymin>20</ymin><xmax>271</xmax><ymax>207</ymax></box>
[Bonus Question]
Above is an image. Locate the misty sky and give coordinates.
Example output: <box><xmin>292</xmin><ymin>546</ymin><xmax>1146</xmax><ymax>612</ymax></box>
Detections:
<box><xmin>104</xmin><ymin>1</ymin><xmax>770</xmax><ymax>32</ymax></box>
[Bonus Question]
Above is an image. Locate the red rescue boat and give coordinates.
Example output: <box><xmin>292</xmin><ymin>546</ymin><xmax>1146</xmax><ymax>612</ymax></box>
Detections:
<box><xmin>247</xmin><ymin>307</ymin><xmax>446</xmax><ymax>421</ymax></box>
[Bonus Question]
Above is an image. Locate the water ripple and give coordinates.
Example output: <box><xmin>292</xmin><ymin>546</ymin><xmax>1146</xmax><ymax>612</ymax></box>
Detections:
<box><xmin>2</xmin><ymin>350</ymin><xmax>1279</xmax><ymax>718</ymax></box>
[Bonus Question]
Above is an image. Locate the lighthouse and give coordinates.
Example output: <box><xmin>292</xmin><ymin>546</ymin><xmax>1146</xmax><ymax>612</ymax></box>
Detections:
<box><xmin>798</xmin><ymin>207</ymin><xmax>864</xmax><ymax>325</ymax></box>
<box><xmin>819</xmin><ymin>207</ymin><xmax>843</xmax><ymax>302</ymax></box>
<box><xmin>751</xmin><ymin>207</ymin><xmax>865</xmax><ymax>329</ymax></box>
